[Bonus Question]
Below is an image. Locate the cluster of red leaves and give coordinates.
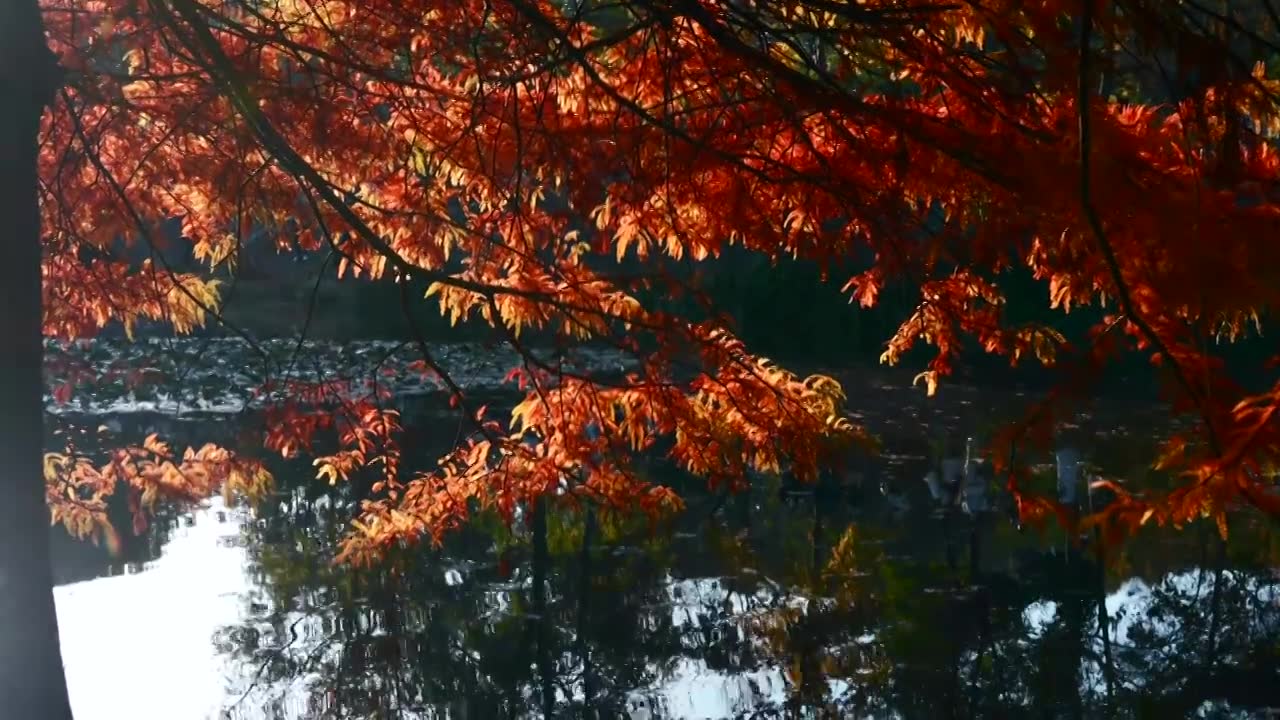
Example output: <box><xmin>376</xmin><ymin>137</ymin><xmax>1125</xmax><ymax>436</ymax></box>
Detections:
<box><xmin>339</xmin><ymin>327</ymin><xmax>866</xmax><ymax>563</ymax></box>
<box><xmin>34</xmin><ymin>0</ymin><xmax>1280</xmax><ymax>558</ymax></box>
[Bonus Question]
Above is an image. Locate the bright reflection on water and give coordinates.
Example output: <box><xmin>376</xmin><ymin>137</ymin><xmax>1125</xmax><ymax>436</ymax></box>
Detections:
<box><xmin>56</xmin><ymin>498</ymin><xmax>247</xmax><ymax>719</ymax></box>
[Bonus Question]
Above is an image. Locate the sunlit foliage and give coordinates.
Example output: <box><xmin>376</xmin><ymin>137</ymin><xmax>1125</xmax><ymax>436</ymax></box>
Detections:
<box><xmin>35</xmin><ymin>0</ymin><xmax>1280</xmax><ymax>555</ymax></box>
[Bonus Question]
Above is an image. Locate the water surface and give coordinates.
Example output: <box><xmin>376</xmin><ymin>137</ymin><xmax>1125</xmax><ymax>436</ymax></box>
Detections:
<box><xmin>47</xmin><ymin>340</ymin><xmax>1280</xmax><ymax>719</ymax></box>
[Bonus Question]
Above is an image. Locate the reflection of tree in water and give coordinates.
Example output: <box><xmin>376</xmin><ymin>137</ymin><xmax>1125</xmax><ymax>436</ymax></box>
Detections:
<box><xmin>211</xmin><ymin>436</ymin><xmax>1280</xmax><ymax>719</ymax></box>
<box><xmin>218</xmin><ymin>462</ymin><xmax>689</xmax><ymax>718</ymax></box>
<box><xmin>728</xmin><ymin>497</ymin><xmax>1280</xmax><ymax>719</ymax></box>
<box><xmin>1115</xmin><ymin>556</ymin><xmax>1280</xmax><ymax>717</ymax></box>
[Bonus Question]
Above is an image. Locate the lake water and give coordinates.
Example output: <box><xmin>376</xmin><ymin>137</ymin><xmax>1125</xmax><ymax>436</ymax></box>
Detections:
<box><xmin>45</xmin><ymin>340</ymin><xmax>1280</xmax><ymax>719</ymax></box>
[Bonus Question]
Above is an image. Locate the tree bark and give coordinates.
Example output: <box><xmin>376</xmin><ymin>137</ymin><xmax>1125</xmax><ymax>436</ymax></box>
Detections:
<box><xmin>0</xmin><ymin>1</ymin><xmax>71</xmax><ymax>716</ymax></box>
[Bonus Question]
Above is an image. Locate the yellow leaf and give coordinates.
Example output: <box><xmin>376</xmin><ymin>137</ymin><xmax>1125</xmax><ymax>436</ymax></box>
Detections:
<box><xmin>913</xmin><ymin>371</ymin><xmax>938</xmax><ymax>397</ymax></box>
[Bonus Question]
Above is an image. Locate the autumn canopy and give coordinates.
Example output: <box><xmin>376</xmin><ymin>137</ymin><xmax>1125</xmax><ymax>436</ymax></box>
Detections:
<box><xmin>31</xmin><ymin>0</ymin><xmax>1280</xmax><ymax>559</ymax></box>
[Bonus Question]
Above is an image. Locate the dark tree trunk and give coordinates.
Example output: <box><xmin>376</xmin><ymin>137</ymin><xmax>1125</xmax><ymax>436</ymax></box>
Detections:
<box><xmin>0</xmin><ymin>1</ymin><xmax>71</xmax><ymax>716</ymax></box>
